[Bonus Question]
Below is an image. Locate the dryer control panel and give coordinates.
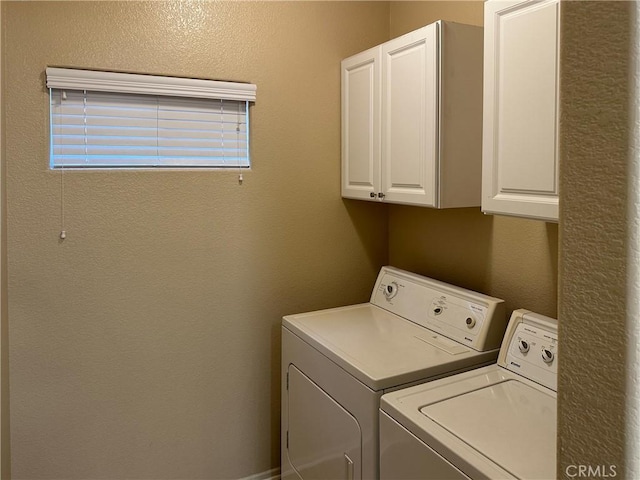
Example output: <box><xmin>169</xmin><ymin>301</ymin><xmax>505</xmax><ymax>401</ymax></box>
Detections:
<box><xmin>371</xmin><ymin>266</ymin><xmax>506</xmax><ymax>352</ymax></box>
<box><xmin>498</xmin><ymin>309</ymin><xmax>558</xmax><ymax>391</ymax></box>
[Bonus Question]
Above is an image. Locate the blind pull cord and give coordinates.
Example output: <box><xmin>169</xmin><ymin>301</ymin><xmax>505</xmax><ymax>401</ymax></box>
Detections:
<box><xmin>156</xmin><ymin>96</ymin><xmax>160</xmax><ymax>163</ymax></box>
<box><xmin>83</xmin><ymin>89</ymin><xmax>88</xmax><ymax>163</ymax></box>
<box><xmin>237</xmin><ymin>103</ymin><xmax>243</xmax><ymax>185</ymax></box>
<box><xmin>59</xmin><ymin>89</ymin><xmax>67</xmax><ymax>240</ymax></box>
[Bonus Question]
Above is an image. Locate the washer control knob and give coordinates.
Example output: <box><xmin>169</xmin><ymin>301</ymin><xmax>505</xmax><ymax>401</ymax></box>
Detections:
<box><xmin>542</xmin><ymin>349</ymin><xmax>555</xmax><ymax>364</ymax></box>
<box><xmin>465</xmin><ymin>317</ymin><xmax>476</xmax><ymax>328</ymax></box>
<box><xmin>518</xmin><ymin>340</ymin><xmax>530</xmax><ymax>354</ymax></box>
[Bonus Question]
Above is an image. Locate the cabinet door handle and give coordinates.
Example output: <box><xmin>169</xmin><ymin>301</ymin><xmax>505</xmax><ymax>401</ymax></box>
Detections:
<box><xmin>344</xmin><ymin>453</ymin><xmax>354</xmax><ymax>480</ymax></box>
<box><xmin>377</xmin><ymin>192</ymin><xmax>385</xmax><ymax>199</ymax></box>
<box><xmin>369</xmin><ymin>192</ymin><xmax>376</xmax><ymax>198</ymax></box>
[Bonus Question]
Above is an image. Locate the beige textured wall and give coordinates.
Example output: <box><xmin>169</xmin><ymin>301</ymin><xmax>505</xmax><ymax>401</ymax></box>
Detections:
<box><xmin>390</xmin><ymin>0</ymin><xmax>484</xmax><ymax>37</ymax></box>
<box><xmin>388</xmin><ymin>1</ymin><xmax>558</xmax><ymax>317</ymax></box>
<box><xmin>558</xmin><ymin>1</ymin><xmax>631</xmax><ymax>477</ymax></box>
<box><xmin>628</xmin><ymin>3</ymin><xmax>640</xmax><ymax>476</ymax></box>
<box><xmin>3</xmin><ymin>2</ymin><xmax>389</xmax><ymax>478</ymax></box>
<box><xmin>0</xmin><ymin>2</ymin><xmax>9</xmax><ymax>478</ymax></box>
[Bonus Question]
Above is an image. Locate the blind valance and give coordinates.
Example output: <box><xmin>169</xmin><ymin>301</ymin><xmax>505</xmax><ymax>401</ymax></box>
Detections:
<box><xmin>46</xmin><ymin>68</ymin><xmax>256</xmax><ymax>101</ymax></box>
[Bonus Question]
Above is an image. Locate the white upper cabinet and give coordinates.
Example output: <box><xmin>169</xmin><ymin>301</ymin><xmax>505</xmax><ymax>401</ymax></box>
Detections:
<box><xmin>482</xmin><ymin>0</ymin><xmax>560</xmax><ymax>222</ymax></box>
<box><xmin>342</xmin><ymin>21</ymin><xmax>484</xmax><ymax>208</ymax></box>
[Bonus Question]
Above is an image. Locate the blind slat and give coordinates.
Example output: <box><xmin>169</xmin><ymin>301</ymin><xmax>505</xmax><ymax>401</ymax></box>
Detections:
<box><xmin>55</xmin><ymin>147</ymin><xmax>246</xmax><ymax>158</ymax></box>
<box><xmin>53</xmin><ymin>135</ymin><xmax>246</xmax><ymax>149</ymax></box>
<box><xmin>52</xmin><ymin>156</ymin><xmax>248</xmax><ymax>168</ymax></box>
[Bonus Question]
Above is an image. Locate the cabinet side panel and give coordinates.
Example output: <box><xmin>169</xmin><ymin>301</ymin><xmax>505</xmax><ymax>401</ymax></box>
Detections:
<box><xmin>439</xmin><ymin>22</ymin><xmax>484</xmax><ymax>208</ymax></box>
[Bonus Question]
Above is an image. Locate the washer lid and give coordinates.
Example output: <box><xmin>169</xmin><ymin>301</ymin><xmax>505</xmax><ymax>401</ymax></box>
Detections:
<box><xmin>283</xmin><ymin>304</ymin><xmax>497</xmax><ymax>391</ymax></box>
<box><xmin>420</xmin><ymin>379</ymin><xmax>556</xmax><ymax>480</ymax></box>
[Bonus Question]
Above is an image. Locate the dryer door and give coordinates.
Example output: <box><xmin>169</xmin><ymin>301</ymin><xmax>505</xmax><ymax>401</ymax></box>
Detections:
<box><xmin>287</xmin><ymin>365</ymin><xmax>362</xmax><ymax>480</ymax></box>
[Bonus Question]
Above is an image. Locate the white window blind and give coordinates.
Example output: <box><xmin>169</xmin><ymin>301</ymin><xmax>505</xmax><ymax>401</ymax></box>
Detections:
<box><xmin>46</xmin><ymin>68</ymin><xmax>256</xmax><ymax>169</ymax></box>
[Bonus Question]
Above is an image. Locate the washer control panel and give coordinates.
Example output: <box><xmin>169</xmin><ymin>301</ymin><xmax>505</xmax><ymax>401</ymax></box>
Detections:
<box><xmin>370</xmin><ymin>267</ymin><xmax>506</xmax><ymax>352</ymax></box>
<box><xmin>500</xmin><ymin>309</ymin><xmax>558</xmax><ymax>391</ymax></box>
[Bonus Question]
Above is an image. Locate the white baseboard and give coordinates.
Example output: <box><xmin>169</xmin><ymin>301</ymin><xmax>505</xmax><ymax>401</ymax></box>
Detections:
<box><xmin>241</xmin><ymin>467</ymin><xmax>281</xmax><ymax>480</ymax></box>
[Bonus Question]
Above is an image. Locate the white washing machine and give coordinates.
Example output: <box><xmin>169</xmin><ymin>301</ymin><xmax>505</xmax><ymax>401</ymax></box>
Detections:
<box><xmin>380</xmin><ymin>309</ymin><xmax>558</xmax><ymax>480</ymax></box>
<box><xmin>281</xmin><ymin>266</ymin><xmax>507</xmax><ymax>480</ymax></box>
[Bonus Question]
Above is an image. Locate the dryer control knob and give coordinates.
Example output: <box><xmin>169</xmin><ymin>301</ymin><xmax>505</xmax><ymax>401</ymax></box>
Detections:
<box><xmin>465</xmin><ymin>317</ymin><xmax>476</xmax><ymax>328</ymax></box>
<box><xmin>384</xmin><ymin>282</ymin><xmax>399</xmax><ymax>300</ymax></box>
<box><xmin>518</xmin><ymin>340</ymin><xmax>530</xmax><ymax>354</ymax></box>
<box><xmin>542</xmin><ymin>349</ymin><xmax>555</xmax><ymax>364</ymax></box>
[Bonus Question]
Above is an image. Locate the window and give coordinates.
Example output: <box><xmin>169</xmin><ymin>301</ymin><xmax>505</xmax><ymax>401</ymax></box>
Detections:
<box><xmin>46</xmin><ymin>68</ymin><xmax>256</xmax><ymax>169</ymax></box>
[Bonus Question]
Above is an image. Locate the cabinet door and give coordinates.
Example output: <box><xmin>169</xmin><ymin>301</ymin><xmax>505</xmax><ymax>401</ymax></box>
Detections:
<box><xmin>381</xmin><ymin>24</ymin><xmax>438</xmax><ymax>207</ymax></box>
<box><xmin>482</xmin><ymin>0</ymin><xmax>560</xmax><ymax>221</ymax></box>
<box><xmin>341</xmin><ymin>47</ymin><xmax>381</xmax><ymax>201</ymax></box>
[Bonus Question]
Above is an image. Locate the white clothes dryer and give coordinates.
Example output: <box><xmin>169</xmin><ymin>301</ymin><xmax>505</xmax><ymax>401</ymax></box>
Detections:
<box><xmin>380</xmin><ymin>309</ymin><xmax>558</xmax><ymax>480</ymax></box>
<box><xmin>281</xmin><ymin>266</ymin><xmax>507</xmax><ymax>480</ymax></box>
